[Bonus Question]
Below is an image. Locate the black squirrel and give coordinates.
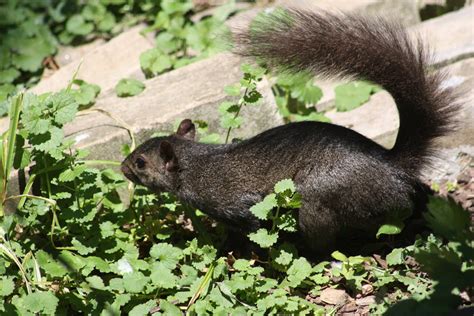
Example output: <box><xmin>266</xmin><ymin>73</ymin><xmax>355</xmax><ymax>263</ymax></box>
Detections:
<box><xmin>121</xmin><ymin>9</ymin><xmax>458</xmax><ymax>252</ymax></box>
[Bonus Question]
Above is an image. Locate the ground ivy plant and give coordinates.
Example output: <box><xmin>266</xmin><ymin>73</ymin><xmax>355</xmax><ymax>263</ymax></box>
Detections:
<box><xmin>0</xmin><ymin>0</ymin><xmax>239</xmax><ymax>113</ymax></box>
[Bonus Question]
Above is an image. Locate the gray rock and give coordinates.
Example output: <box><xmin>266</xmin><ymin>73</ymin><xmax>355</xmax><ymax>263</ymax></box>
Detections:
<box><xmin>421</xmin><ymin>145</ymin><xmax>474</xmax><ymax>183</ymax></box>
<box><xmin>228</xmin><ymin>0</ymin><xmax>421</xmax><ymax>40</ymax></box>
<box><xmin>355</xmin><ymin>295</ymin><xmax>376</xmax><ymax>306</ymax></box>
<box><xmin>64</xmin><ymin>53</ymin><xmax>281</xmax><ymax>161</ymax></box>
<box><xmin>55</xmin><ymin>39</ymin><xmax>105</xmax><ymax>67</ymax></box>
<box><xmin>418</xmin><ymin>0</ymin><xmax>447</xmax><ymax>6</ymax></box>
<box><xmin>275</xmin><ymin>0</ymin><xmax>420</xmax><ymax>25</ymax></box>
<box><xmin>325</xmin><ymin>91</ymin><xmax>399</xmax><ymax>149</ymax></box>
<box><xmin>30</xmin><ymin>25</ymin><xmax>153</xmax><ymax>95</ymax></box>
<box><xmin>412</xmin><ymin>5</ymin><xmax>474</xmax><ymax>66</ymax></box>
<box><xmin>319</xmin><ymin>288</ymin><xmax>349</xmax><ymax>305</ymax></box>
<box><xmin>325</xmin><ymin>58</ymin><xmax>474</xmax><ymax>152</ymax></box>
<box><xmin>435</xmin><ymin>57</ymin><xmax>474</xmax><ymax>149</ymax></box>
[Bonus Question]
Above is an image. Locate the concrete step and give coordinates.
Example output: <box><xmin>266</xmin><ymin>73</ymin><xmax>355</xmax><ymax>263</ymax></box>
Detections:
<box><xmin>63</xmin><ymin>53</ymin><xmax>281</xmax><ymax>161</ymax></box>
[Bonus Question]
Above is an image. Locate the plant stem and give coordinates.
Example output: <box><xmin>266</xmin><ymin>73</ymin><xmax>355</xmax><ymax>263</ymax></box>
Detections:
<box><xmin>224</xmin><ymin>87</ymin><xmax>249</xmax><ymax>144</ymax></box>
<box><xmin>1</xmin><ymin>93</ymin><xmax>23</xmax><ymax>215</ymax></box>
<box><xmin>270</xmin><ymin>206</ymin><xmax>281</xmax><ymax>233</ymax></box>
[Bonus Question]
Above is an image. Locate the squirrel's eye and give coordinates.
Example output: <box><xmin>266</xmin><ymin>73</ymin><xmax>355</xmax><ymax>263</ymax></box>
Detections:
<box><xmin>135</xmin><ymin>157</ymin><xmax>146</xmax><ymax>169</ymax></box>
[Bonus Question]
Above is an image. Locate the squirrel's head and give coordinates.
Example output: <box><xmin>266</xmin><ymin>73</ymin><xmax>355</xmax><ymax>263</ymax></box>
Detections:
<box><xmin>121</xmin><ymin>119</ymin><xmax>195</xmax><ymax>192</ymax></box>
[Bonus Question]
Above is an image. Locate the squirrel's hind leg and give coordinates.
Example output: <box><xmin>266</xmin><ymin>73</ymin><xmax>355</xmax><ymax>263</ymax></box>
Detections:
<box><xmin>298</xmin><ymin>196</ymin><xmax>340</xmax><ymax>255</ymax></box>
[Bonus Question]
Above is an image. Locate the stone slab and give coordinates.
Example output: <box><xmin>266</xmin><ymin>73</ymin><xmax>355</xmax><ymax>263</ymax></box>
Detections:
<box><xmin>325</xmin><ymin>91</ymin><xmax>399</xmax><ymax>149</ymax></box>
<box><xmin>326</xmin><ymin>57</ymin><xmax>474</xmax><ymax>150</ymax></box>
<box><xmin>30</xmin><ymin>25</ymin><xmax>153</xmax><ymax>95</ymax></box>
<box><xmin>55</xmin><ymin>39</ymin><xmax>105</xmax><ymax>67</ymax></box>
<box><xmin>63</xmin><ymin>53</ymin><xmax>282</xmax><ymax>161</ymax></box>
<box><xmin>413</xmin><ymin>5</ymin><xmax>474</xmax><ymax>66</ymax></box>
<box><xmin>274</xmin><ymin>0</ymin><xmax>420</xmax><ymax>25</ymax></box>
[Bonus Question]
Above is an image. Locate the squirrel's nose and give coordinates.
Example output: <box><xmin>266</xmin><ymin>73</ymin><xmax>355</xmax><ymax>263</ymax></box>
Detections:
<box><xmin>121</xmin><ymin>162</ymin><xmax>130</xmax><ymax>175</ymax></box>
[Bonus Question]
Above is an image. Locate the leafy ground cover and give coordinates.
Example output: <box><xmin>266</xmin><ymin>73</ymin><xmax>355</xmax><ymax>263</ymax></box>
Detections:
<box><xmin>0</xmin><ymin>0</ymin><xmax>238</xmax><ymax>114</ymax></box>
<box><xmin>0</xmin><ymin>63</ymin><xmax>472</xmax><ymax>315</ymax></box>
<box><xmin>0</xmin><ymin>1</ymin><xmax>472</xmax><ymax>315</ymax></box>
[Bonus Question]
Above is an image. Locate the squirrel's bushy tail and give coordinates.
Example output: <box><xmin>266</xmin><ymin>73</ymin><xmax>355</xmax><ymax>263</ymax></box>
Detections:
<box><xmin>233</xmin><ymin>8</ymin><xmax>458</xmax><ymax>175</ymax></box>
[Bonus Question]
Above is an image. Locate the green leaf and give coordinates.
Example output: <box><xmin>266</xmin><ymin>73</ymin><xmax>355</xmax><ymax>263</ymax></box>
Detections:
<box><xmin>123</xmin><ymin>271</ymin><xmax>148</xmax><ymax>293</ymax></box>
<box><xmin>11</xmin><ymin>53</ymin><xmax>44</xmax><ymax>72</ymax></box>
<box><xmin>209</xmin><ymin>285</ymin><xmax>234</xmax><ymax>308</ymax></box>
<box><xmin>255</xmin><ymin>278</ymin><xmax>278</xmax><ymax>293</ymax></box>
<box><xmin>275</xmin><ymin>72</ymin><xmax>322</xmax><ymax>105</ymax></box>
<box><xmin>129</xmin><ymin>300</ymin><xmax>156</xmax><ymax>316</ymax></box>
<box><xmin>376</xmin><ymin>208</ymin><xmax>411</xmax><ymax>238</ymax></box>
<box><xmin>284</xmin><ymin>193</ymin><xmax>302</xmax><ymax>209</ymax></box>
<box><xmin>109</xmin><ymin>278</ymin><xmax>124</xmax><ymax>291</ymax></box>
<box><xmin>84</xmin><ymin>256</ymin><xmax>110</xmax><ymax>274</ymax></box>
<box><xmin>200</xmin><ymin>133</ymin><xmax>221</xmax><ymax>144</ymax></box>
<box><xmin>274</xmin><ymin>248</ymin><xmax>293</xmax><ymax>266</ymax></box>
<box><xmin>161</xmin><ymin>0</ymin><xmax>193</xmax><ymax>14</ymax></box>
<box><xmin>232</xmin><ymin>259</ymin><xmax>251</xmax><ymax>271</ymax></box>
<box><xmin>98</xmin><ymin>12</ymin><xmax>116</xmax><ymax>32</ymax></box>
<box><xmin>311</xmin><ymin>273</ymin><xmax>330</xmax><ymax>285</ymax></box>
<box><xmin>0</xmin><ymin>84</ymin><xmax>16</xmax><ymax>102</ymax></box>
<box><xmin>313</xmin><ymin>261</ymin><xmax>329</xmax><ymax>273</ymax></box>
<box><xmin>71</xmin><ymin>238</ymin><xmax>96</xmax><ymax>255</ymax></box>
<box><xmin>58</xmin><ymin>165</ymin><xmax>88</xmax><ymax>182</ymax></box>
<box><xmin>226</xmin><ymin>275</ymin><xmax>253</xmax><ymax>292</ymax></box>
<box><xmin>425</xmin><ymin>197</ymin><xmax>471</xmax><ymax>240</ymax></box>
<box><xmin>241</xmin><ymin>63</ymin><xmax>266</xmax><ymax>78</ymax></box>
<box><xmin>58</xmin><ymin>250</ymin><xmax>87</xmax><ymax>271</ymax></box>
<box><xmin>331</xmin><ymin>251</ymin><xmax>348</xmax><ymax>262</ymax></box>
<box><xmin>274</xmin><ymin>179</ymin><xmax>296</xmax><ymax>194</ymax></box>
<box><xmin>140</xmin><ymin>48</ymin><xmax>173</xmax><ymax>76</ymax></box>
<box><xmin>213</xmin><ymin>1</ymin><xmax>238</xmax><ymax>21</ymax></box>
<box><xmin>155</xmin><ymin>32</ymin><xmax>180</xmax><ymax>54</ymax></box>
<box><xmin>219</xmin><ymin>113</ymin><xmax>243</xmax><ymax>129</ymax></box>
<box><xmin>286</xmin><ymin>258</ymin><xmax>312</xmax><ymax>287</ymax></box>
<box><xmin>72</xmin><ymin>79</ymin><xmax>100</xmax><ymax>107</ymax></box>
<box><xmin>293</xmin><ymin>112</ymin><xmax>331</xmax><ymax>123</ymax></box>
<box><xmin>82</xmin><ymin>2</ymin><xmax>107</xmax><ymax>22</ymax></box>
<box><xmin>0</xmin><ymin>276</ymin><xmax>15</xmax><ymax>296</ymax></box>
<box><xmin>36</xmin><ymin>251</ymin><xmax>68</xmax><ymax>277</ymax></box>
<box><xmin>386</xmin><ymin>248</ymin><xmax>404</xmax><ymax>266</ymax></box>
<box><xmin>243</xmin><ymin>90</ymin><xmax>262</xmax><ymax>104</ymax></box>
<box><xmin>149</xmin><ymin>243</ymin><xmax>183</xmax><ymax>270</ymax></box>
<box><xmin>224</xmin><ymin>84</ymin><xmax>241</xmax><ymax>96</ymax></box>
<box><xmin>0</xmin><ymin>68</ymin><xmax>20</xmax><ymax>84</ymax></box>
<box><xmin>85</xmin><ymin>275</ymin><xmax>106</xmax><ymax>290</ymax></box>
<box><xmin>335</xmin><ymin>81</ymin><xmax>380</xmax><ymax>112</ymax></box>
<box><xmin>115</xmin><ymin>78</ymin><xmax>145</xmax><ymax>97</ymax></box>
<box><xmin>150</xmin><ymin>263</ymin><xmax>178</xmax><ymax>289</ymax></box>
<box><xmin>51</xmin><ymin>91</ymin><xmax>79</xmax><ymax>125</ymax></box>
<box><xmin>290</xmin><ymin>79</ymin><xmax>322</xmax><ymax>104</ymax></box>
<box><xmin>66</xmin><ymin>14</ymin><xmax>94</xmax><ymax>36</ymax></box>
<box><xmin>248</xmin><ymin>228</ymin><xmax>278</xmax><ymax>248</ymax></box>
<box><xmin>100</xmin><ymin>221</ymin><xmax>117</xmax><ymax>238</ymax></box>
<box><xmin>376</xmin><ymin>222</ymin><xmax>404</xmax><ymax>239</ymax></box>
<box><xmin>218</xmin><ymin>101</ymin><xmax>239</xmax><ymax>114</ymax></box>
<box><xmin>275</xmin><ymin>212</ymin><xmax>298</xmax><ymax>232</ymax></box>
<box><xmin>249</xmin><ymin>193</ymin><xmax>277</xmax><ymax>220</ymax></box>
<box><xmin>160</xmin><ymin>300</ymin><xmax>182</xmax><ymax>315</ymax></box>
<box><xmin>22</xmin><ymin>291</ymin><xmax>59</xmax><ymax>315</ymax></box>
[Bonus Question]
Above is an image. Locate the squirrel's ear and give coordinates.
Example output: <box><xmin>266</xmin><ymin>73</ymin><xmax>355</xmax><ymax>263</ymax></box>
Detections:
<box><xmin>159</xmin><ymin>141</ymin><xmax>178</xmax><ymax>172</ymax></box>
<box><xmin>176</xmin><ymin>119</ymin><xmax>195</xmax><ymax>140</ymax></box>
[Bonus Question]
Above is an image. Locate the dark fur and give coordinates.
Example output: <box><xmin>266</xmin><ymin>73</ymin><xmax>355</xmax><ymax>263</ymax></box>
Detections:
<box><xmin>121</xmin><ymin>9</ymin><xmax>458</xmax><ymax>252</ymax></box>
